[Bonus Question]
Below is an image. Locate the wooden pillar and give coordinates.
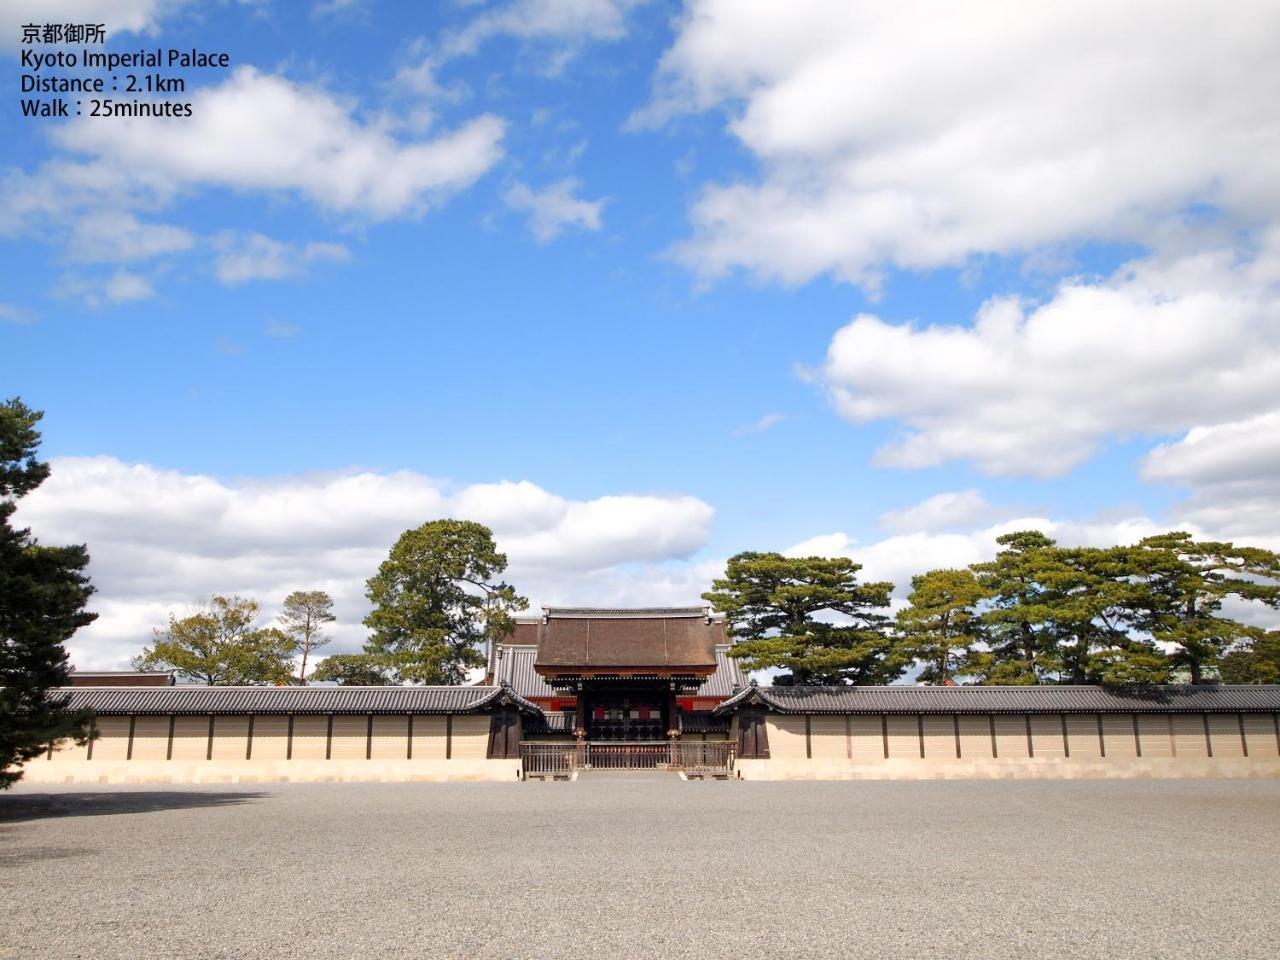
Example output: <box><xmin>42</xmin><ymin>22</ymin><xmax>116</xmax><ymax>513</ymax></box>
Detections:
<box><xmin>87</xmin><ymin>717</ymin><xmax>97</xmax><ymax>761</ymax></box>
<box><xmin>953</xmin><ymin>714</ymin><xmax>962</xmax><ymax>759</ymax></box>
<box><xmin>126</xmin><ymin>715</ymin><xmax>136</xmax><ymax>761</ymax></box>
<box><xmin>286</xmin><ymin>715</ymin><xmax>294</xmax><ymax>760</ymax></box>
<box><xmin>206</xmin><ymin>716</ymin><xmax>214</xmax><ymax>761</ymax></box>
<box><xmin>1097</xmin><ymin>714</ymin><xmax>1106</xmax><ymax>758</ymax></box>
<box><xmin>445</xmin><ymin>714</ymin><xmax>453</xmax><ymax>759</ymax></box>
<box><xmin>805</xmin><ymin>715</ymin><xmax>812</xmax><ymax>759</ymax></box>
<box><xmin>1061</xmin><ymin>714</ymin><xmax>1070</xmax><ymax>758</ymax></box>
<box><xmin>365</xmin><ymin>714</ymin><xmax>374</xmax><ymax>760</ymax></box>
<box><xmin>1132</xmin><ymin>714</ymin><xmax>1142</xmax><ymax>757</ymax></box>
<box><xmin>325</xmin><ymin>714</ymin><xmax>334</xmax><ymax>760</ymax></box>
<box><xmin>407</xmin><ymin>714</ymin><xmax>414</xmax><ymax>760</ymax></box>
<box><xmin>1203</xmin><ymin>712</ymin><xmax>1213</xmax><ymax>758</ymax></box>
<box><xmin>845</xmin><ymin>715</ymin><xmax>853</xmax><ymax>760</ymax></box>
<box><xmin>1238</xmin><ymin>713</ymin><xmax>1248</xmax><ymax>758</ymax></box>
<box><xmin>166</xmin><ymin>715</ymin><xmax>176</xmax><ymax>761</ymax></box>
<box><xmin>246</xmin><ymin>715</ymin><xmax>255</xmax><ymax>760</ymax></box>
<box><xmin>1024</xmin><ymin>714</ymin><xmax>1034</xmax><ymax>758</ymax></box>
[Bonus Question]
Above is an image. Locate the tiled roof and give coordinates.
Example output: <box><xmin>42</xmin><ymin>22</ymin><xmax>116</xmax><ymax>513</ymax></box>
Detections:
<box><xmin>714</xmin><ymin>684</ymin><xmax>1280</xmax><ymax>716</ymax></box>
<box><xmin>535</xmin><ymin>610</ymin><xmax>721</xmax><ymax>670</ymax></box>
<box><xmin>494</xmin><ymin>645</ymin><xmax>558</xmax><ymax>699</ymax></box>
<box><xmin>695</xmin><ymin>646</ymin><xmax>747</xmax><ymax>698</ymax></box>
<box><xmin>492</xmin><ymin>640</ymin><xmax>745</xmax><ymax>701</ymax></box>
<box><xmin>51</xmin><ymin>684</ymin><xmax>543</xmax><ymax>716</ymax></box>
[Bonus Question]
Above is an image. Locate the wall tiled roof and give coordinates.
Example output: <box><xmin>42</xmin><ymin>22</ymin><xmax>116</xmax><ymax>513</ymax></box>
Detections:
<box><xmin>52</xmin><ymin>684</ymin><xmax>542</xmax><ymax>716</ymax></box>
<box><xmin>714</xmin><ymin>684</ymin><xmax>1280</xmax><ymax>716</ymax></box>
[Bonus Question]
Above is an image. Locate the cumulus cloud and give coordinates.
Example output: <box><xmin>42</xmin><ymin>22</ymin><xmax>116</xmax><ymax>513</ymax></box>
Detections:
<box><xmin>817</xmin><ymin>235</ymin><xmax>1280</xmax><ymax>477</ymax></box>
<box><xmin>53</xmin><ymin>67</ymin><xmax>506</xmax><ymax>221</ymax></box>
<box><xmin>213</xmin><ymin>232</ymin><xmax>350</xmax><ymax>285</ymax></box>
<box><xmin>1142</xmin><ymin>410</ymin><xmax>1280</xmax><ymax>541</ymax></box>
<box><xmin>14</xmin><ymin>457</ymin><xmax>715</xmax><ymax>669</ymax></box>
<box><xmin>504</xmin><ymin>178</ymin><xmax>604</xmax><ymax>241</ymax></box>
<box><xmin>641</xmin><ymin>1</ymin><xmax>1280</xmax><ymax>286</ymax></box>
<box><xmin>785</xmin><ymin>515</ymin><xmax>1179</xmax><ymax>598</ymax></box>
<box><xmin>878</xmin><ymin>490</ymin><xmax>996</xmax><ymax>535</ymax></box>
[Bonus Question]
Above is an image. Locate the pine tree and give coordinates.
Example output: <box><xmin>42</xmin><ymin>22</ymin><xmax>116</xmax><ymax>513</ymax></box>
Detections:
<box><xmin>0</xmin><ymin>399</ymin><xmax>96</xmax><ymax>788</ymax></box>
<box><xmin>704</xmin><ymin>552</ymin><xmax>903</xmax><ymax>685</ymax></box>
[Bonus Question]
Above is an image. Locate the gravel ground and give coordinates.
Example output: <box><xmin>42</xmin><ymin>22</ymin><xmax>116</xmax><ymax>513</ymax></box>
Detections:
<box><xmin>3</xmin><ymin>777</ymin><xmax>1278</xmax><ymax>960</ymax></box>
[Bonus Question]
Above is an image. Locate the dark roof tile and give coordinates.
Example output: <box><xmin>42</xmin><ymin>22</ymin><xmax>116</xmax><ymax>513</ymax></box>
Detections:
<box><xmin>714</xmin><ymin>684</ymin><xmax>1280</xmax><ymax>715</ymax></box>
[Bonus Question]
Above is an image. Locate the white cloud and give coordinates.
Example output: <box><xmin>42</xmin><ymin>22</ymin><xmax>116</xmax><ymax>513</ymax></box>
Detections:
<box><xmin>213</xmin><ymin>232</ymin><xmax>350</xmax><ymax>285</ymax></box>
<box><xmin>504</xmin><ymin>178</ymin><xmax>604</xmax><ymax>241</ymax></box>
<box><xmin>817</xmin><ymin>236</ymin><xmax>1280</xmax><ymax>477</ymax></box>
<box><xmin>785</xmin><ymin>514</ymin><xmax>1178</xmax><ymax>598</ymax></box>
<box><xmin>878</xmin><ymin>490</ymin><xmax>996</xmax><ymax>535</ymax></box>
<box><xmin>14</xmin><ymin>457</ymin><xmax>715</xmax><ymax>669</ymax></box>
<box><xmin>732</xmin><ymin>412</ymin><xmax>785</xmax><ymax>437</ymax></box>
<box><xmin>1143</xmin><ymin>411</ymin><xmax>1280</xmax><ymax>490</ymax></box>
<box><xmin>641</xmin><ymin>1</ymin><xmax>1280</xmax><ymax>286</ymax></box>
<box><xmin>53</xmin><ymin>67</ymin><xmax>506</xmax><ymax>220</ymax></box>
<box><xmin>1142</xmin><ymin>410</ymin><xmax>1280</xmax><ymax>541</ymax></box>
<box><xmin>444</xmin><ymin>0</ymin><xmax>645</xmax><ymax>62</ymax></box>
<box><xmin>67</xmin><ymin>211</ymin><xmax>194</xmax><ymax>263</ymax></box>
<box><xmin>104</xmin><ymin>271</ymin><xmax>154</xmax><ymax>302</ymax></box>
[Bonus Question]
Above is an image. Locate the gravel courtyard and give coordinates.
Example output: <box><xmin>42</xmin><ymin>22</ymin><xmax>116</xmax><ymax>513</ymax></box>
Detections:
<box><xmin>3</xmin><ymin>778</ymin><xmax>1278</xmax><ymax>960</ymax></box>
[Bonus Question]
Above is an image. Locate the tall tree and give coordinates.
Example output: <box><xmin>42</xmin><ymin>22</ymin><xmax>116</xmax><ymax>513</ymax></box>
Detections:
<box><xmin>135</xmin><ymin>596</ymin><xmax>294</xmax><ymax>685</ymax></box>
<box><xmin>896</xmin><ymin>568</ymin><xmax>987</xmax><ymax>684</ymax></box>
<box><xmin>1130</xmin><ymin>532</ymin><xmax>1280</xmax><ymax>683</ymax></box>
<box><xmin>969</xmin><ymin>531</ymin><xmax>1064</xmax><ymax>684</ymax></box>
<box><xmin>704</xmin><ymin>552</ymin><xmax>903</xmax><ymax>685</ymax></box>
<box><xmin>0</xmin><ymin>399</ymin><xmax>96</xmax><ymax>788</ymax></box>
<box><xmin>1041</xmin><ymin>546</ymin><xmax>1170</xmax><ymax>686</ymax></box>
<box><xmin>278</xmin><ymin>590</ymin><xmax>335</xmax><ymax>685</ymax></box>
<box><xmin>1219</xmin><ymin>631</ymin><xmax>1280</xmax><ymax>684</ymax></box>
<box><xmin>360</xmin><ymin>520</ymin><xmax>527</xmax><ymax>684</ymax></box>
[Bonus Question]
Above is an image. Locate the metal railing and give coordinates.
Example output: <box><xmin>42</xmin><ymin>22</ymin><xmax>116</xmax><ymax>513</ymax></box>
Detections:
<box><xmin>519</xmin><ymin>741</ymin><xmax>734</xmax><ymax>779</ymax></box>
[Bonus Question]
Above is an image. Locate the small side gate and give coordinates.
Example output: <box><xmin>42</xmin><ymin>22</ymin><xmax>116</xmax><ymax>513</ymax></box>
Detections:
<box><xmin>520</xmin><ymin>741</ymin><xmax>734</xmax><ymax>780</ymax></box>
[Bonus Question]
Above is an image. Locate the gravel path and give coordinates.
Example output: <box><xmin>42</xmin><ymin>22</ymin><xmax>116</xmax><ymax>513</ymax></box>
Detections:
<box><xmin>3</xmin><ymin>778</ymin><xmax>1278</xmax><ymax>960</ymax></box>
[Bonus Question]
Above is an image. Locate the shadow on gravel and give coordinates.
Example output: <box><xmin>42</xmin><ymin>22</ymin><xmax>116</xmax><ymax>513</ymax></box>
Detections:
<box><xmin>0</xmin><ymin>791</ymin><xmax>266</xmax><ymax>823</ymax></box>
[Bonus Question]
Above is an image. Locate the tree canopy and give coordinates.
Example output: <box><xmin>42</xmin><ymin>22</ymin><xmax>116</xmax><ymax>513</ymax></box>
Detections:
<box><xmin>899</xmin><ymin>530</ymin><xmax>1279</xmax><ymax>686</ymax></box>
<box><xmin>278</xmin><ymin>590</ymin><xmax>335</xmax><ymax>685</ymax></box>
<box><xmin>0</xmin><ymin>399</ymin><xmax>96</xmax><ymax>787</ymax></box>
<box><xmin>704</xmin><ymin>552</ymin><xmax>903</xmax><ymax>685</ymax></box>
<box><xmin>134</xmin><ymin>595</ymin><xmax>295</xmax><ymax>685</ymax></box>
<box><xmin>334</xmin><ymin>520</ymin><xmax>527</xmax><ymax>684</ymax></box>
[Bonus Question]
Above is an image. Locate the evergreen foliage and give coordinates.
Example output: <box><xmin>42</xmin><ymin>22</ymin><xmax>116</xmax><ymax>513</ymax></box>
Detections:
<box><xmin>703</xmin><ymin>552</ymin><xmax>903</xmax><ymax>685</ymax></box>
<box><xmin>278</xmin><ymin>590</ymin><xmax>335</xmax><ymax>685</ymax></box>
<box><xmin>348</xmin><ymin>520</ymin><xmax>527</xmax><ymax>684</ymax></box>
<box><xmin>0</xmin><ymin>399</ymin><xmax>96</xmax><ymax>788</ymax></box>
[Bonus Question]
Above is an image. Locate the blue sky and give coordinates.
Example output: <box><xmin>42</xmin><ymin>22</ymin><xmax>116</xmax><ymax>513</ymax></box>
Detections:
<box><xmin>4</xmin><ymin>2</ymin><xmax>1279</xmax><ymax>668</ymax></box>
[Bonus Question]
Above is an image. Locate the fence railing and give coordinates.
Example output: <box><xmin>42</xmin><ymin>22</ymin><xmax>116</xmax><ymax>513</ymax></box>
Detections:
<box><xmin>519</xmin><ymin>741</ymin><xmax>734</xmax><ymax>779</ymax></box>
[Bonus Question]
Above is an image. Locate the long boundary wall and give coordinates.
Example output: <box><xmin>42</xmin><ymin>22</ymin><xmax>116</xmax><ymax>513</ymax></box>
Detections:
<box><xmin>735</xmin><ymin>711</ymin><xmax>1280</xmax><ymax>780</ymax></box>
<box><xmin>20</xmin><ymin>713</ymin><xmax>520</xmax><ymax>784</ymax></box>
